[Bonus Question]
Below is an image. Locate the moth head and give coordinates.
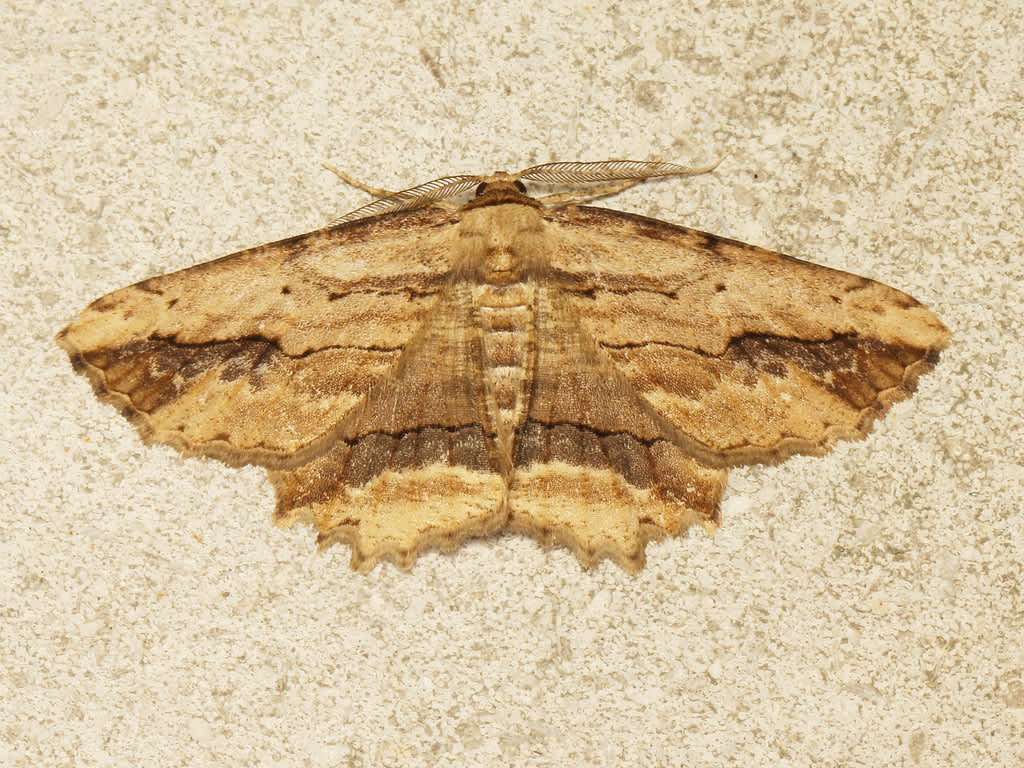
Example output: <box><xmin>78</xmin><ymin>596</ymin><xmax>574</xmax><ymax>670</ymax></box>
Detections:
<box><xmin>474</xmin><ymin>178</ymin><xmax>528</xmax><ymax>198</ymax></box>
<box><xmin>474</xmin><ymin>175</ymin><xmax>529</xmax><ymax>200</ymax></box>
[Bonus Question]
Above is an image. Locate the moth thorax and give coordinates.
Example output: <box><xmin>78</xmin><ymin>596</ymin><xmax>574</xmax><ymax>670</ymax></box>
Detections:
<box><xmin>482</xmin><ymin>246</ymin><xmax>522</xmax><ymax>284</ymax></box>
<box><xmin>472</xmin><ymin>278</ymin><xmax>536</xmax><ymax>456</ymax></box>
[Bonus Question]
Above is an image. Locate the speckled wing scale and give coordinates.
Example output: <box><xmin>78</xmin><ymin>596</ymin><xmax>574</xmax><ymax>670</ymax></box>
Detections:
<box><xmin>57</xmin><ymin>160</ymin><xmax>951</xmax><ymax>572</ymax></box>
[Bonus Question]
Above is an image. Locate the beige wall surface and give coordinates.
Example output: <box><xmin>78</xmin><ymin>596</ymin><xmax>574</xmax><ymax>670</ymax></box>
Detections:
<box><xmin>3</xmin><ymin>1</ymin><xmax>1021</xmax><ymax>766</ymax></box>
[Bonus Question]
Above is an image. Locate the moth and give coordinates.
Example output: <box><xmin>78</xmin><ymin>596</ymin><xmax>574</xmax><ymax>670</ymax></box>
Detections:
<box><xmin>57</xmin><ymin>160</ymin><xmax>950</xmax><ymax>572</ymax></box>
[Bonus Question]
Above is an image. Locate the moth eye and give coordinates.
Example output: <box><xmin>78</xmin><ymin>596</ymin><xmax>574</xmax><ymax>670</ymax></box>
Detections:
<box><xmin>514</xmin><ymin>180</ymin><xmax>527</xmax><ymax>193</ymax></box>
<box><xmin>475</xmin><ymin>182</ymin><xmax>489</xmax><ymax>196</ymax></box>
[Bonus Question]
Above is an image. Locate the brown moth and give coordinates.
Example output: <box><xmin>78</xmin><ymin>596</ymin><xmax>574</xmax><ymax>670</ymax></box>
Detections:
<box><xmin>57</xmin><ymin>160</ymin><xmax>951</xmax><ymax>572</ymax></box>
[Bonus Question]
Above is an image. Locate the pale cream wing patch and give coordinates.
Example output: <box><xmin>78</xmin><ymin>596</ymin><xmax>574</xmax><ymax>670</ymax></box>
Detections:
<box><xmin>543</xmin><ymin>205</ymin><xmax>951</xmax><ymax>464</ymax></box>
<box><xmin>56</xmin><ymin>208</ymin><xmax>459</xmax><ymax>467</ymax></box>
